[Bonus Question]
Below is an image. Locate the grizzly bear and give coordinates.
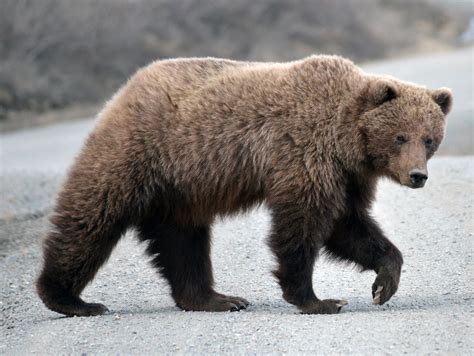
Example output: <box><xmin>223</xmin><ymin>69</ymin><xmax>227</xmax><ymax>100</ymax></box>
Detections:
<box><xmin>37</xmin><ymin>55</ymin><xmax>452</xmax><ymax>316</ymax></box>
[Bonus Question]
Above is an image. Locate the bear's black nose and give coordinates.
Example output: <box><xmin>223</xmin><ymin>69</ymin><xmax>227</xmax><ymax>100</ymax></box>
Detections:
<box><xmin>409</xmin><ymin>169</ymin><xmax>428</xmax><ymax>187</ymax></box>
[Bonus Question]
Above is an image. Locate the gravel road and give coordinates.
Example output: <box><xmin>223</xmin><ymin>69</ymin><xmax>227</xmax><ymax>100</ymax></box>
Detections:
<box><xmin>1</xmin><ymin>48</ymin><xmax>473</xmax><ymax>354</ymax></box>
<box><xmin>1</xmin><ymin>158</ymin><xmax>473</xmax><ymax>354</ymax></box>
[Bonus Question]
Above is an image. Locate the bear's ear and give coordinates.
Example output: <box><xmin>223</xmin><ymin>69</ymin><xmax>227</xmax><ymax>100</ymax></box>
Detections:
<box><xmin>431</xmin><ymin>87</ymin><xmax>453</xmax><ymax>115</ymax></box>
<box><xmin>368</xmin><ymin>79</ymin><xmax>399</xmax><ymax>107</ymax></box>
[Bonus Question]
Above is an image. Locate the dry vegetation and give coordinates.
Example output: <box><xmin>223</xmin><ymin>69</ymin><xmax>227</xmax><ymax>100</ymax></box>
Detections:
<box><xmin>0</xmin><ymin>0</ymin><xmax>467</xmax><ymax>125</ymax></box>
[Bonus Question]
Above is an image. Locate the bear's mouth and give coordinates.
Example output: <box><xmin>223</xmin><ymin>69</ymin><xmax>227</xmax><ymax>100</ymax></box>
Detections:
<box><xmin>411</xmin><ymin>183</ymin><xmax>425</xmax><ymax>189</ymax></box>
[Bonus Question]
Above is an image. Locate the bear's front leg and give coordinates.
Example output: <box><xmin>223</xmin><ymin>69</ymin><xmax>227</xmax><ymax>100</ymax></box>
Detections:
<box><xmin>268</xmin><ymin>204</ymin><xmax>348</xmax><ymax>314</ymax></box>
<box><xmin>325</xmin><ymin>212</ymin><xmax>403</xmax><ymax>305</ymax></box>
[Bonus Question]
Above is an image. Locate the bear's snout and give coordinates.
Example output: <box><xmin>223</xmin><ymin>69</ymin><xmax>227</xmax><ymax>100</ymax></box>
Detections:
<box><xmin>409</xmin><ymin>169</ymin><xmax>428</xmax><ymax>188</ymax></box>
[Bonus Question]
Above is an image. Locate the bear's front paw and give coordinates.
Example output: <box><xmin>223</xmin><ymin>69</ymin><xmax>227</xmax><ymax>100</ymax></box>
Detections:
<box><xmin>300</xmin><ymin>299</ymin><xmax>348</xmax><ymax>314</ymax></box>
<box><xmin>372</xmin><ymin>266</ymin><xmax>400</xmax><ymax>305</ymax></box>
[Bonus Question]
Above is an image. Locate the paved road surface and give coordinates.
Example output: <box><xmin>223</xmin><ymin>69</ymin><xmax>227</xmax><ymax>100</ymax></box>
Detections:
<box><xmin>1</xmin><ymin>48</ymin><xmax>473</xmax><ymax>354</ymax></box>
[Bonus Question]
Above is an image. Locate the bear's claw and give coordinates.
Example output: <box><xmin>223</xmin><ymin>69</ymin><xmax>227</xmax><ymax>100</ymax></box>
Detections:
<box><xmin>372</xmin><ymin>266</ymin><xmax>400</xmax><ymax>305</ymax></box>
<box><xmin>372</xmin><ymin>285</ymin><xmax>384</xmax><ymax>305</ymax></box>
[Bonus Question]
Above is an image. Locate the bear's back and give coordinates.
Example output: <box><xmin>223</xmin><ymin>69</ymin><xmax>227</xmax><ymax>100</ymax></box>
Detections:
<box><xmin>133</xmin><ymin>57</ymin><xmax>254</xmax><ymax>102</ymax></box>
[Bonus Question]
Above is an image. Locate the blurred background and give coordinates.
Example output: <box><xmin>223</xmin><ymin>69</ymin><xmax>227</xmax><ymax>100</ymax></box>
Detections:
<box><xmin>0</xmin><ymin>0</ymin><xmax>472</xmax><ymax>152</ymax></box>
<box><xmin>1</xmin><ymin>3</ymin><xmax>473</xmax><ymax>353</ymax></box>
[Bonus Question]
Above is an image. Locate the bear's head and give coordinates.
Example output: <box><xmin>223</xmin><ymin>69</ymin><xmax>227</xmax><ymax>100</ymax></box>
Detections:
<box><xmin>358</xmin><ymin>78</ymin><xmax>452</xmax><ymax>188</ymax></box>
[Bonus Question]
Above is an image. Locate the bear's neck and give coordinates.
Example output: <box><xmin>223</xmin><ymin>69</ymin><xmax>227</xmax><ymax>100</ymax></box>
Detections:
<box><xmin>275</xmin><ymin>65</ymin><xmax>369</xmax><ymax>174</ymax></box>
<box><xmin>332</xmin><ymin>93</ymin><xmax>370</xmax><ymax>174</ymax></box>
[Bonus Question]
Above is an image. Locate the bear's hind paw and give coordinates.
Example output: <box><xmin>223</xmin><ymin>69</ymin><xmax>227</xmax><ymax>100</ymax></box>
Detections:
<box><xmin>48</xmin><ymin>301</ymin><xmax>109</xmax><ymax>317</ymax></box>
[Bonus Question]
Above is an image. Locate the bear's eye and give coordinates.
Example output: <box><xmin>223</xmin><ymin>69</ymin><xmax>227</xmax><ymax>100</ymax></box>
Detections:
<box><xmin>396</xmin><ymin>135</ymin><xmax>408</xmax><ymax>144</ymax></box>
<box><xmin>425</xmin><ymin>138</ymin><xmax>433</xmax><ymax>146</ymax></box>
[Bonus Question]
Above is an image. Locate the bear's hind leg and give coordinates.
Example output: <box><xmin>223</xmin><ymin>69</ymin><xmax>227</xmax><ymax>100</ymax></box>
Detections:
<box><xmin>138</xmin><ymin>218</ymin><xmax>249</xmax><ymax>311</ymax></box>
<box><xmin>37</xmin><ymin>220</ymin><xmax>125</xmax><ymax>317</ymax></box>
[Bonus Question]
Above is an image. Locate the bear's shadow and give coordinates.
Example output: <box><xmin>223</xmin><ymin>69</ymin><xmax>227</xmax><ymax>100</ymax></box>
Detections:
<box><xmin>40</xmin><ymin>293</ymin><xmax>471</xmax><ymax>321</ymax></box>
<box><xmin>343</xmin><ymin>294</ymin><xmax>471</xmax><ymax>314</ymax></box>
<box><xmin>105</xmin><ymin>293</ymin><xmax>472</xmax><ymax>316</ymax></box>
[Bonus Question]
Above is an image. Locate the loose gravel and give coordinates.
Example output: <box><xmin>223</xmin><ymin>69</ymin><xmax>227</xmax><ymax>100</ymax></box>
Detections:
<box><xmin>1</xmin><ymin>157</ymin><xmax>473</xmax><ymax>354</ymax></box>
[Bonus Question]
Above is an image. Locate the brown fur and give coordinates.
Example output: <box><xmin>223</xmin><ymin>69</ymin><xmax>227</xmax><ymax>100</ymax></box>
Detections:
<box><xmin>36</xmin><ymin>55</ymin><xmax>452</xmax><ymax>316</ymax></box>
